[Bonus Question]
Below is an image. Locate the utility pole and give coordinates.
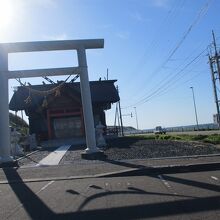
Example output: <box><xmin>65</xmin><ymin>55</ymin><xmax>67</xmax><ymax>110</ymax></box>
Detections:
<box><xmin>118</xmin><ymin>99</ymin><xmax>124</xmax><ymax>136</ymax></box>
<box><xmin>114</xmin><ymin>102</ymin><xmax>119</xmax><ymax>135</ymax></box>
<box><xmin>209</xmin><ymin>30</ymin><xmax>220</xmax><ymax>129</ymax></box>
<box><xmin>190</xmin><ymin>87</ymin><xmax>199</xmax><ymax>131</ymax></box>
<box><xmin>212</xmin><ymin>31</ymin><xmax>220</xmax><ymax>83</ymax></box>
<box><xmin>116</xmin><ymin>86</ymin><xmax>124</xmax><ymax>136</ymax></box>
<box><xmin>209</xmin><ymin>55</ymin><xmax>220</xmax><ymax>128</ymax></box>
<box><xmin>134</xmin><ymin>107</ymin><xmax>139</xmax><ymax>131</ymax></box>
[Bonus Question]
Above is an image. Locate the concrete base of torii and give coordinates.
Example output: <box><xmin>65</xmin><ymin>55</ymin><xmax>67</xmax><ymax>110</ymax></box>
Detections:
<box><xmin>81</xmin><ymin>150</ymin><xmax>106</xmax><ymax>160</ymax></box>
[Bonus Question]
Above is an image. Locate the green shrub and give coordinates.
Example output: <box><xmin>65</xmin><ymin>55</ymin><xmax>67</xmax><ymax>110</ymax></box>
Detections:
<box><xmin>203</xmin><ymin>135</ymin><xmax>220</xmax><ymax>144</ymax></box>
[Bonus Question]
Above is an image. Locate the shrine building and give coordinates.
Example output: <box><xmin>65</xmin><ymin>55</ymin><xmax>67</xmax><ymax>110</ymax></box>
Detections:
<box><xmin>9</xmin><ymin>80</ymin><xmax>119</xmax><ymax>140</ymax></box>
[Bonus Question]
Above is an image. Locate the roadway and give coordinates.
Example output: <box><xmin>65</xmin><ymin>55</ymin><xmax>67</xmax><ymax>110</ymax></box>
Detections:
<box><xmin>1</xmin><ymin>169</ymin><xmax>220</xmax><ymax>219</ymax></box>
<box><xmin>138</xmin><ymin>130</ymin><xmax>220</xmax><ymax>136</ymax></box>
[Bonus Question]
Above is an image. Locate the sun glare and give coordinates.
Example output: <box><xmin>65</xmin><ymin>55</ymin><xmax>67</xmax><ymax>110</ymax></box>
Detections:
<box><xmin>0</xmin><ymin>0</ymin><xmax>13</xmax><ymax>29</ymax></box>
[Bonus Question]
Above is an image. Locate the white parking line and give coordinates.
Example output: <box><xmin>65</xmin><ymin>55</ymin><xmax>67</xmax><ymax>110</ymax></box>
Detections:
<box><xmin>211</xmin><ymin>176</ymin><xmax>219</xmax><ymax>181</ymax></box>
<box><xmin>158</xmin><ymin>175</ymin><xmax>171</xmax><ymax>188</ymax></box>
<box><xmin>158</xmin><ymin>175</ymin><xmax>178</xmax><ymax>195</ymax></box>
<box><xmin>36</xmin><ymin>181</ymin><xmax>55</xmax><ymax>194</ymax></box>
<box><xmin>37</xmin><ymin>145</ymin><xmax>71</xmax><ymax>166</ymax></box>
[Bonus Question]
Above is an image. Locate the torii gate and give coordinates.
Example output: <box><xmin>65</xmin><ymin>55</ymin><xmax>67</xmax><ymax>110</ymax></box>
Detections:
<box><xmin>0</xmin><ymin>39</ymin><xmax>104</xmax><ymax>164</ymax></box>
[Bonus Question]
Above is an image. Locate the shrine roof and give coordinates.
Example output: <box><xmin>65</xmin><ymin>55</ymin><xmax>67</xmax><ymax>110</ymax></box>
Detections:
<box><xmin>9</xmin><ymin>80</ymin><xmax>119</xmax><ymax>111</ymax></box>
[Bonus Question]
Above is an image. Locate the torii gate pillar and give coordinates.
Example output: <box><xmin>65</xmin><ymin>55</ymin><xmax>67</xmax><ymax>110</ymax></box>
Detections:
<box><xmin>77</xmin><ymin>48</ymin><xmax>100</xmax><ymax>154</ymax></box>
<box><xmin>0</xmin><ymin>39</ymin><xmax>104</xmax><ymax>164</ymax></box>
<box><xmin>0</xmin><ymin>50</ymin><xmax>12</xmax><ymax>163</ymax></box>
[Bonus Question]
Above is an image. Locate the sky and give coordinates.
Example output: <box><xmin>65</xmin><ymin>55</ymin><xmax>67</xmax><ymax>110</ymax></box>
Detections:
<box><xmin>1</xmin><ymin>0</ymin><xmax>220</xmax><ymax>129</ymax></box>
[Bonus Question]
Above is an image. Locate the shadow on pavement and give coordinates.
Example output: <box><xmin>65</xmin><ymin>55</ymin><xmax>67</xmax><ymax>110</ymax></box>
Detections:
<box><xmin>2</xmin><ymin>167</ymin><xmax>220</xmax><ymax>219</ymax></box>
<box><xmin>3</xmin><ymin>167</ymin><xmax>54</xmax><ymax>219</ymax></box>
<box><xmin>161</xmin><ymin>174</ymin><xmax>220</xmax><ymax>193</ymax></box>
<box><xmin>76</xmin><ymin>185</ymin><xmax>197</xmax><ymax>211</ymax></box>
<box><xmin>62</xmin><ymin>195</ymin><xmax>220</xmax><ymax>219</ymax></box>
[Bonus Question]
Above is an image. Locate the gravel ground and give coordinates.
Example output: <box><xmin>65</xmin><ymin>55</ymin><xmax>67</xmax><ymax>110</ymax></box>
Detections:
<box><xmin>60</xmin><ymin>137</ymin><xmax>220</xmax><ymax>164</ymax></box>
<box><xmin>59</xmin><ymin>148</ymin><xmax>86</xmax><ymax>165</ymax></box>
<box><xmin>17</xmin><ymin>147</ymin><xmax>58</xmax><ymax>167</ymax></box>
<box><xmin>104</xmin><ymin>139</ymin><xmax>220</xmax><ymax>160</ymax></box>
<box><xmin>17</xmin><ymin>137</ymin><xmax>220</xmax><ymax>166</ymax></box>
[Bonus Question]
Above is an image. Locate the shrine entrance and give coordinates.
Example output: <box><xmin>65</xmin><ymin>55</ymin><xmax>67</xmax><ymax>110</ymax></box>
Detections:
<box><xmin>47</xmin><ymin>107</ymin><xmax>84</xmax><ymax>139</ymax></box>
<box><xmin>0</xmin><ymin>39</ymin><xmax>104</xmax><ymax>163</ymax></box>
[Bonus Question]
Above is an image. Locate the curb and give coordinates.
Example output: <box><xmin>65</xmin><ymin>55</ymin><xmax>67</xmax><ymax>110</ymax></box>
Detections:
<box><xmin>16</xmin><ymin>149</ymin><xmax>41</xmax><ymax>162</ymax></box>
<box><xmin>0</xmin><ymin>148</ymin><xmax>43</xmax><ymax>168</ymax></box>
<box><xmin>129</xmin><ymin>153</ymin><xmax>220</xmax><ymax>161</ymax></box>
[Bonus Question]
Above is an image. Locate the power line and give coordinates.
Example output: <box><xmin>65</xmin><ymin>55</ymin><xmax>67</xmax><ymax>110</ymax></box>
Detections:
<box><xmin>142</xmin><ymin>68</ymin><xmax>206</xmax><ymax>104</ymax></box>
<box><xmin>162</xmin><ymin>0</ymin><xmax>212</xmax><ymax>65</ymax></box>
<box><xmin>147</xmin><ymin>0</ymin><xmax>211</xmax><ymax>81</ymax></box>
<box><xmin>132</xmin><ymin>42</ymin><xmax>207</xmax><ymax>103</ymax></box>
<box><xmin>123</xmin><ymin>0</ymin><xmax>212</xmax><ymax>106</ymax></box>
<box><xmin>122</xmin><ymin>48</ymin><xmax>207</xmax><ymax>108</ymax></box>
<box><xmin>135</xmin><ymin>50</ymin><xmax>206</xmax><ymax>106</ymax></box>
<box><xmin>122</xmin><ymin>70</ymin><xmax>206</xmax><ymax>109</ymax></box>
<box><xmin>127</xmin><ymin>0</ymin><xmax>212</xmax><ymax>100</ymax></box>
<box><xmin>125</xmin><ymin>0</ymin><xmax>186</xmax><ymax>87</ymax></box>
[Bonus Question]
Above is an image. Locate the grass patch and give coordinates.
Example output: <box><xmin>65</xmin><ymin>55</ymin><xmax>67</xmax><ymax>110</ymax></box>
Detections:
<box><xmin>128</xmin><ymin>133</ymin><xmax>220</xmax><ymax>144</ymax></box>
<box><xmin>203</xmin><ymin>134</ymin><xmax>220</xmax><ymax>144</ymax></box>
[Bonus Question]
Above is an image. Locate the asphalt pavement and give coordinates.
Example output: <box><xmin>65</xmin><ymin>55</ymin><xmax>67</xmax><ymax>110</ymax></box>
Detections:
<box><xmin>1</xmin><ymin>169</ymin><xmax>220</xmax><ymax>220</ymax></box>
<box><xmin>1</xmin><ymin>154</ymin><xmax>220</xmax><ymax>220</ymax></box>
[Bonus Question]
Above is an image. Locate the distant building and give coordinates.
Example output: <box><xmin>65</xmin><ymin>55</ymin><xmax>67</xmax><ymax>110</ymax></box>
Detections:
<box><xmin>9</xmin><ymin>80</ymin><xmax>119</xmax><ymax>140</ymax></box>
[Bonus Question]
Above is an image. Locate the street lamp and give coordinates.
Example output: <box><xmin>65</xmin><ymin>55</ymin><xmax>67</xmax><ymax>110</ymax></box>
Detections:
<box><xmin>190</xmin><ymin>86</ymin><xmax>199</xmax><ymax>130</ymax></box>
<box><xmin>134</xmin><ymin>107</ymin><xmax>139</xmax><ymax>131</ymax></box>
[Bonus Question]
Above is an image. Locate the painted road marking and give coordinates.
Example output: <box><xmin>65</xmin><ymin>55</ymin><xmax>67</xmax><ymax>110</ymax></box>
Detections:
<box><xmin>37</xmin><ymin>145</ymin><xmax>71</xmax><ymax>166</ymax></box>
<box><xmin>158</xmin><ymin>175</ymin><xmax>179</xmax><ymax>195</ymax></box>
<box><xmin>158</xmin><ymin>175</ymin><xmax>171</xmax><ymax>188</ymax></box>
<box><xmin>211</xmin><ymin>176</ymin><xmax>219</xmax><ymax>181</ymax></box>
<box><xmin>36</xmin><ymin>181</ymin><xmax>55</xmax><ymax>194</ymax></box>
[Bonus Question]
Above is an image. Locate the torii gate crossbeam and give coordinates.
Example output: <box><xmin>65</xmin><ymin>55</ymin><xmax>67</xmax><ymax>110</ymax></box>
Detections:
<box><xmin>0</xmin><ymin>39</ymin><xmax>104</xmax><ymax>164</ymax></box>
